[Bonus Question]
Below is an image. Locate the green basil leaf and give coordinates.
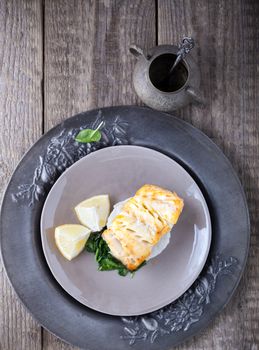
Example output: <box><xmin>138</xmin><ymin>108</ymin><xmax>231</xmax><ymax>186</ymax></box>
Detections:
<box><xmin>75</xmin><ymin>128</ymin><xmax>102</xmax><ymax>143</ymax></box>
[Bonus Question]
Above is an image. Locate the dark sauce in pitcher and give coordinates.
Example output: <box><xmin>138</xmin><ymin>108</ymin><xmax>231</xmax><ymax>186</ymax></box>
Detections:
<box><xmin>149</xmin><ymin>54</ymin><xmax>188</xmax><ymax>92</ymax></box>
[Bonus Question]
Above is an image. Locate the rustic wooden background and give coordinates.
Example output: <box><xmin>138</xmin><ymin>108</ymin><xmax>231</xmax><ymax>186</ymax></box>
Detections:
<box><xmin>0</xmin><ymin>0</ymin><xmax>258</xmax><ymax>349</ymax></box>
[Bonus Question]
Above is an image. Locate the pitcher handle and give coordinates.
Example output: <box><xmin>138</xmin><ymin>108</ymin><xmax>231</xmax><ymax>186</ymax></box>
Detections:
<box><xmin>129</xmin><ymin>44</ymin><xmax>149</xmax><ymax>61</ymax></box>
<box><xmin>186</xmin><ymin>86</ymin><xmax>205</xmax><ymax>105</ymax></box>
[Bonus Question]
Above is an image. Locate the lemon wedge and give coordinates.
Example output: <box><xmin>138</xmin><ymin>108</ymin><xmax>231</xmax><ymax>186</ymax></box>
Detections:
<box><xmin>55</xmin><ymin>224</ymin><xmax>91</xmax><ymax>261</ymax></box>
<box><xmin>74</xmin><ymin>195</ymin><xmax>110</xmax><ymax>232</ymax></box>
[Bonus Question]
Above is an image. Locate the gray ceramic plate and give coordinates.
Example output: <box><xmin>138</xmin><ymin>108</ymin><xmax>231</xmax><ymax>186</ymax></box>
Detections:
<box><xmin>41</xmin><ymin>146</ymin><xmax>211</xmax><ymax>316</ymax></box>
<box><xmin>0</xmin><ymin>106</ymin><xmax>250</xmax><ymax>349</ymax></box>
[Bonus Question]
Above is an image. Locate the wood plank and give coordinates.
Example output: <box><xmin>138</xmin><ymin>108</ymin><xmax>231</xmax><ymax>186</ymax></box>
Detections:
<box><xmin>158</xmin><ymin>0</ymin><xmax>259</xmax><ymax>349</ymax></box>
<box><xmin>44</xmin><ymin>0</ymin><xmax>156</xmax><ymax>131</ymax></box>
<box><xmin>43</xmin><ymin>0</ymin><xmax>156</xmax><ymax>348</ymax></box>
<box><xmin>0</xmin><ymin>1</ymin><xmax>43</xmax><ymax>349</ymax></box>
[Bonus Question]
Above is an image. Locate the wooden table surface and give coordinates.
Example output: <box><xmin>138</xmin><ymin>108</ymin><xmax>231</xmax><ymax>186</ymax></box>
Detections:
<box><xmin>0</xmin><ymin>1</ymin><xmax>258</xmax><ymax>349</ymax></box>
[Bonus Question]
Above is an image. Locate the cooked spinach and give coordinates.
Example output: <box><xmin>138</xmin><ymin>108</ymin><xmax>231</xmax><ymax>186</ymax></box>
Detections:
<box><xmin>85</xmin><ymin>229</ymin><xmax>145</xmax><ymax>277</ymax></box>
<box><xmin>85</xmin><ymin>231</ymin><xmax>101</xmax><ymax>253</ymax></box>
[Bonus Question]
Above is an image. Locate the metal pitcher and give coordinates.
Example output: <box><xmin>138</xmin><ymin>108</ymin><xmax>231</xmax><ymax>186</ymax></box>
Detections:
<box><xmin>130</xmin><ymin>44</ymin><xmax>204</xmax><ymax>112</ymax></box>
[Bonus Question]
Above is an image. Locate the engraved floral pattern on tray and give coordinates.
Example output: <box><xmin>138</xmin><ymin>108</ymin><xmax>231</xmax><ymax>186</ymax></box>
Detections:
<box><xmin>121</xmin><ymin>255</ymin><xmax>238</xmax><ymax>345</ymax></box>
<box><xmin>12</xmin><ymin>111</ymin><xmax>129</xmax><ymax>206</ymax></box>
<box><xmin>12</xmin><ymin>110</ymin><xmax>239</xmax><ymax>348</ymax></box>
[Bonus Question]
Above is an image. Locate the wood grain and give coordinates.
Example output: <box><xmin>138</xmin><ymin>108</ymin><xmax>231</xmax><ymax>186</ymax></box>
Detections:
<box><xmin>158</xmin><ymin>0</ymin><xmax>259</xmax><ymax>349</ymax></box>
<box><xmin>43</xmin><ymin>0</ymin><xmax>155</xmax><ymax>349</ymax></box>
<box><xmin>0</xmin><ymin>0</ymin><xmax>43</xmax><ymax>349</ymax></box>
<box><xmin>44</xmin><ymin>0</ymin><xmax>155</xmax><ymax>131</ymax></box>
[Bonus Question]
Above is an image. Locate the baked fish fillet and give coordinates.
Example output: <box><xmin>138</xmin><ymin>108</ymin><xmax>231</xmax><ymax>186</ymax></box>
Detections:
<box><xmin>102</xmin><ymin>184</ymin><xmax>184</xmax><ymax>271</ymax></box>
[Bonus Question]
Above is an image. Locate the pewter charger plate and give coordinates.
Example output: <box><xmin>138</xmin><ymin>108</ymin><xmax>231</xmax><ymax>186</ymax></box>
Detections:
<box><xmin>41</xmin><ymin>146</ymin><xmax>211</xmax><ymax>316</ymax></box>
<box><xmin>0</xmin><ymin>106</ymin><xmax>250</xmax><ymax>349</ymax></box>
